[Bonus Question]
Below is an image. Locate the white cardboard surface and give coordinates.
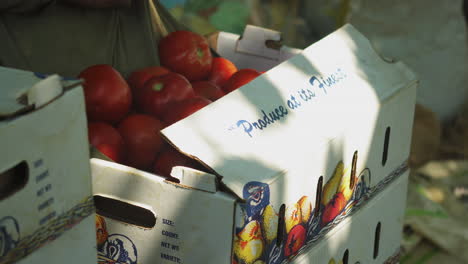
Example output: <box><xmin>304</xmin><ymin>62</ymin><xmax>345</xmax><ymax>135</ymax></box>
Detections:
<box><xmin>0</xmin><ymin>67</ymin><xmax>96</xmax><ymax>264</ymax></box>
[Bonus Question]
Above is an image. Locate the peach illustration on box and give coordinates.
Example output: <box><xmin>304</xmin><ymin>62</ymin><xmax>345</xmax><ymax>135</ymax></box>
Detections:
<box><xmin>321</xmin><ymin>161</ymin><xmax>353</xmax><ymax>226</ymax></box>
<box><xmin>233</xmin><ymin>220</ymin><xmax>264</xmax><ymax>264</ymax></box>
<box><xmin>284</xmin><ymin>224</ymin><xmax>306</xmax><ymax>257</ymax></box>
<box><xmin>96</xmin><ymin>215</ymin><xmax>138</xmax><ymax>264</ymax></box>
<box><xmin>232</xmin><ymin>161</ymin><xmax>370</xmax><ymax>264</ymax></box>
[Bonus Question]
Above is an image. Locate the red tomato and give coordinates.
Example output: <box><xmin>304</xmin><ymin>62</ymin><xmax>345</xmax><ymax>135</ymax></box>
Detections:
<box><xmin>88</xmin><ymin>122</ymin><xmax>126</xmax><ymax>163</ymax></box>
<box><xmin>127</xmin><ymin>66</ymin><xmax>170</xmax><ymax>100</ymax></box>
<box><xmin>78</xmin><ymin>64</ymin><xmax>132</xmax><ymax>124</ymax></box>
<box><xmin>207</xmin><ymin>57</ymin><xmax>238</xmax><ymax>87</ymax></box>
<box><xmin>191</xmin><ymin>81</ymin><xmax>225</xmax><ymax>101</ymax></box>
<box><xmin>117</xmin><ymin>114</ymin><xmax>166</xmax><ymax>170</ymax></box>
<box><xmin>138</xmin><ymin>72</ymin><xmax>195</xmax><ymax>119</ymax></box>
<box><xmin>222</xmin><ymin>68</ymin><xmax>261</xmax><ymax>94</ymax></box>
<box><xmin>158</xmin><ymin>30</ymin><xmax>213</xmax><ymax>81</ymax></box>
<box><xmin>153</xmin><ymin>146</ymin><xmax>205</xmax><ymax>178</ymax></box>
<box><xmin>162</xmin><ymin>96</ymin><xmax>212</xmax><ymax>125</ymax></box>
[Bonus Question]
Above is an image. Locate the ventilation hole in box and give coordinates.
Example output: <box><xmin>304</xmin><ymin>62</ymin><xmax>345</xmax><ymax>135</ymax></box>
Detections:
<box><xmin>342</xmin><ymin>249</ymin><xmax>349</xmax><ymax>264</ymax></box>
<box><xmin>276</xmin><ymin>204</ymin><xmax>286</xmax><ymax>246</ymax></box>
<box><xmin>0</xmin><ymin>161</ymin><xmax>28</xmax><ymax>201</ymax></box>
<box><xmin>382</xmin><ymin>127</ymin><xmax>391</xmax><ymax>166</ymax></box>
<box><xmin>94</xmin><ymin>195</ymin><xmax>156</xmax><ymax>228</ymax></box>
<box><xmin>314</xmin><ymin>176</ymin><xmax>323</xmax><ymax>217</ymax></box>
<box><xmin>350</xmin><ymin>151</ymin><xmax>358</xmax><ymax>189</ymax></box>
<box><xmin>373</xmin><ymin>222</ymin><xmax>381</xmax><ymax>259</ymax></box>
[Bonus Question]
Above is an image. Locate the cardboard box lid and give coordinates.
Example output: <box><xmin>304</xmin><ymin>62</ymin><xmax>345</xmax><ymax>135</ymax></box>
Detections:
<box><xmin>0</xmin><ymin>67</ymin><xmax>80</xmax><ymax>119</ymax></box>
<box><xmin>161</xmin><ymin>24</ymin><xmax>418</xmax><ymax>199</ymax></box>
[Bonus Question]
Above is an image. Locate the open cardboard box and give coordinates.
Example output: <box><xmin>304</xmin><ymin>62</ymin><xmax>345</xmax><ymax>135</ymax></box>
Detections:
<box><xmin>0</xmin><ymin>67</ymin><xmax>96</xmax><ymax>263</ymax></box>
<box><xmin>91</xmin><ymin>24</ymin><xmax>417</xmax><ymax>264</ymax></box>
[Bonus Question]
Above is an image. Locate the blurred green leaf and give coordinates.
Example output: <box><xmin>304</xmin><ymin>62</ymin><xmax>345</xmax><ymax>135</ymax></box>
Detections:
<box><xmin>209</xmin><ymin>0</ymin><xmax>249</xmax><ymax>35</ymax></box>
<box><xmin>182</xmin><ymin>14</ymin><xmax>219</xmax><ymax>35</ymax></box>
<box><xmin>169</xmin><ymin>6</ymin><xmax>218</xmax><ymax>36</ymax></box>
<box><xmin>169</xmin><ymin>6</ymin><xmax>185</xmax><ymax>20</ymax></box>
<box><xmin>184</xmin><ymin>0</ymin><xmax>222</xmax><ymax>13</ymax></box>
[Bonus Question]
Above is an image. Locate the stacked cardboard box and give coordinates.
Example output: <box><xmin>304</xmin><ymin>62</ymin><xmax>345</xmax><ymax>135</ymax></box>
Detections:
<box><xmin>91</xmin><ymin>24</ymin><xmax>417</xmax><ymax>264</ymax></box>
<box><xmin>0</xmin><ymin>69</ymin><xmax>97</xmax><ymax>264</ymax></box>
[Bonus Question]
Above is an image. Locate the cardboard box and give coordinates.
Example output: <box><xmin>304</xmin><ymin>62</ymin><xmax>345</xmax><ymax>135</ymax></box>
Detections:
<box><xmin>91</xmin><ymin>158</ymin><xmax>236</xmax><ymax>264</ymax></box>
<box><xmin>91</xmin><ymin>24</ymin><xmax>417</xmax><ymax>263</ymax></box>
<box><xmin>0</xmin><ymin>67</ymin><xmax>96</xmax><ymax>264</ymax></box>
<box><xmin>290</xmin><ymin>170</ymin><xmax>409</xmax><ymax>264</ymax></box>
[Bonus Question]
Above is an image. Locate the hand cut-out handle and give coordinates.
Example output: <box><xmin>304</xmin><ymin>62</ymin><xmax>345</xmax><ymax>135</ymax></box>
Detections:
<box><xmin>94</xmin><ymin>195</ymin><xmax>156</xmax><ymax>229</ymax></box>
<box><xmin>0</xmin><ymin>161</ymin><xmax>28</xmax><ymax>201</ymax></box>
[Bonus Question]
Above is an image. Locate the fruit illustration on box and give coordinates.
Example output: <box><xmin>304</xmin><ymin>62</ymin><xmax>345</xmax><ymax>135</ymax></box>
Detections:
<box><xmin>328</xmin><ymin>258</ymin><xmax>343</xmax><ymax>264</ymax></box>
<box><xmin>285</xmin><ymin>203</ymin><xmax>301</xmax><ymax>234</ymax></box>
<box><xmin>96</xmin><ymin>215</ymin><xmax>138</xmax><ymax>264</ymax></box>
<box><xmin>284</xmin><ymin>224</ymin><xmax>306</xmax><ymax>258</ymax></box>
<box><xmin>99</xmin><ymin>234</ymin><xmax>137</xmax><ymax>264</ymax></box>
<box><xmin>321</xmin><ymin>161</ymin><xmax>355</xmax><ymax>226</ymax></box>
<box><xmin>266</xmin><ymin>242</ymin><xmax>284</xmax><ymax>264</ymax></box>
<box><xmin>297</xmin><ymin>196</ymin><xmax>312</xmax><ymax>224</ymax></box>
<box><xmin>243</xmin><ymin>181</ymin><xmax>270</xmax><ymax>220</ymax></box>
<box><xmin>261</xmin><ymin>205</ymin><xmax>278</xmax><ymax>245</ymax></box>
<box><xmin>338</xmin><ymin>166</ymin><xmax>354</xmax><ymax>203</ymax></box>
<box><xmin>322</xmin><ymin>162</ymin><xmax>346</xmax><ymax>207</ymax></box>
<box><xmin>233</xmin><ymin>220</ymin><xmax>264</xmax><ymax>264</ymax></box>
<box><xmin>353</xmin><ymin>168</ymin><xmax>371</xmax><ymax>201</ymax></box>
<box><xmin>321</xmin><ymin>192</ymin><xmax>347</xmax><ymax>226</ymax></box>
<box><xmin>237</xmin><ymin>162</ymin><xmax>362</xmax><ymax>264</ymax></box>
<box><xmin>95</xmin><ymin>215</ymin><xmax>109</xmax><ymax>248</ymax></box>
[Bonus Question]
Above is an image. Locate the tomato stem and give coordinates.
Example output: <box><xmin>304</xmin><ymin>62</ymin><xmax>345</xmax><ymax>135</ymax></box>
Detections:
<box><xmin>197</xmin><ymin>48</ymin><xmax>204</xmax><ymax>59</ymax></box>
<box><xmin>153</xmin><ymin>83</ymin><xmax>164</xmax><ymax>91</ymax></box>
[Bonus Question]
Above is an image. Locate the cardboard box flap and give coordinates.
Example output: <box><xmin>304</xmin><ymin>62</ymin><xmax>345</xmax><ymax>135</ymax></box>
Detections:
<box><xmin>170</xmin><ymin>166</ymin><xmax>217</xmax><ymax>193</ymax></box>
<box><xmin>161</xmin><ymin>24</ymin><xmax>417</xmax><ymax>198</ymax></box>
<box><xmin>0</xmin><ymin>67</ymin><xmax>81</xmax><ymax>118</ymax></box>
<box><xmin>215</xmin><ymin>26</ymin><xmax>302</xmax><ymax>72</ymax></box>
<box><xmin>236</xmin><ymin>25</ymin><xmax>282</xmax><ymax>60</ymax></box>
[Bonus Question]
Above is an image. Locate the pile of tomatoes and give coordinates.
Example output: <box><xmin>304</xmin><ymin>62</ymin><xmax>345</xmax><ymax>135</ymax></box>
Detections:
<box><xmin>83</xmin><ymin>30</ymin><xmax>262</xmax><ymax>179</ymax></box>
